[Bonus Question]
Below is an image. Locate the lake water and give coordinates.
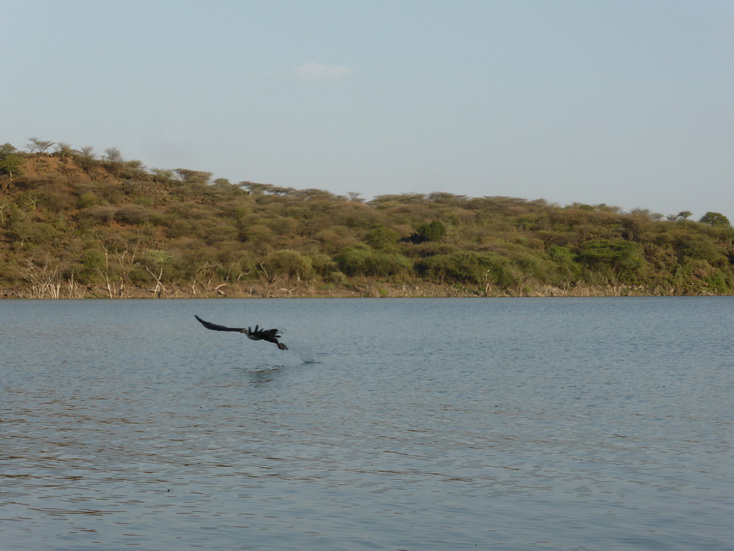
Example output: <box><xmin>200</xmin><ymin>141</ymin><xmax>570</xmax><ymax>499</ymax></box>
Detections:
<box><xmin>1</xmin><ymin>297</ymin><xmax>732</xmax><ymax>550</ymax></box>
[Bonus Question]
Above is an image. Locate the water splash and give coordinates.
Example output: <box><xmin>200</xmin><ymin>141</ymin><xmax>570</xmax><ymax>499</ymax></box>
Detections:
<box><xmin>290</xmin><ymin>345</ymin><xmax>321</xmax><ymax>364</ymax></box>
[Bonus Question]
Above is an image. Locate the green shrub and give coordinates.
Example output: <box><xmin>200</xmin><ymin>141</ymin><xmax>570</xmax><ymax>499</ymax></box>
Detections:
<box><xmin>417</xmin><ymin>220</ymin><xmax>446</xmax><ymax>241</ymax></box>
<box><xmin>264</xmin><ymin>249</ymin><xmax>314</xmax><ymax>280</ymax></box>
<box><xmin>336</xmin><ymin>245</ymin><xmax>412</xmax><ymax>277</ymax></box>
<box><xmin>576</xmin><ymin>239</ymin><xmax>646</xmax><ymax>281</ymax></box>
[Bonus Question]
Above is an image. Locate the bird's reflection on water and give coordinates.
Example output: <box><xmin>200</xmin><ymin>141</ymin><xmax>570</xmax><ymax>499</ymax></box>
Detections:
<box><xmin>240</xmin><ymin>356</ymin><xmax>321</xmax><ymax>386</ymax></box>
<box><xmin>245</xmin><ymin>366</ymin><xmax>286</xmax><ymax>386</ymax></box>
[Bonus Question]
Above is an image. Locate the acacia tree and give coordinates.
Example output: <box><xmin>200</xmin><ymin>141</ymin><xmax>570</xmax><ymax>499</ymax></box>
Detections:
<box><xmin>26</xmin><ymin>137</ymin><xmax>55</xmax><ymax>153</ymax></box>
<box><xmin>54</xmin><ymin>143</ymin><xmax>75</xmax><ymax>157</ymax></box>
<box><xmin>104</xmin><ymin>147</ymin><xmax>123</xmax><ymax>163</ymax></box>
<box><xmin>699</xmin><ymin>212</ymin><xmax>730</xmax><ymax>227</ymax></box>
<box><xmin>75</xmin><ymin>146</ymin><xmax>96</xmax><ymax>169</ymax></box>
<box><xmin>0</xmin><ymin>144</ymin><xmax>23</xmax><ymax>178</ymax></box>
<box><xmin>176</xmin><ymin>169</ymin><xmax>212</xmax><ymax>185</ymax></box>
<box><xmin>576</xmin><ymin>239</ymin><xmax>646</xmax><ymax>283</ymax></box>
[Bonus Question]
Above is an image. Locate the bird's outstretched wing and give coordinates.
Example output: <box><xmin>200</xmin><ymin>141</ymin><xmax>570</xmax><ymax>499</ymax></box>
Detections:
<box><xmin>195</xmin><ymin>315</ymin><xmax>246</xmax><ymax>333</ymax></box>
<box><xmin>195</xmin><ymin>315</ymin><xmax>288</xmax><ymax>350</ymax></box>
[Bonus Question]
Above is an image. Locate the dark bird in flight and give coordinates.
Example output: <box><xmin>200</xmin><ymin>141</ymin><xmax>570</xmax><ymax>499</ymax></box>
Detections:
<box><xmin>195</xmin><ymin>315</ymin><xmax>288</xmax><ymax>350</ymax></box>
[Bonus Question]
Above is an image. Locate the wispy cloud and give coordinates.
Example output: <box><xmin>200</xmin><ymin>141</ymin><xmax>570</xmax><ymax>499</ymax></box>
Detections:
<box><xmin>294</xmin><ymin>61</ymin><xmax>353</xmax><ymax>82</ymax></box>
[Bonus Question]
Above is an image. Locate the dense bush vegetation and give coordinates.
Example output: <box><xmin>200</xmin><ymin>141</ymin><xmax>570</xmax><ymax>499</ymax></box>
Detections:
<box><xmin>1</xmin><ymin>140</ymin><xmax>733</xmax><ymax>298</ymax></box>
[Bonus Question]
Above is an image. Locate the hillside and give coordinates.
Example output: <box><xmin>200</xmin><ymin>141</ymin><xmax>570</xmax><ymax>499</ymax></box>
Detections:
<box><xmin>1</xmin><ymin>141</ymin><xmax>733</xmax><ymax>298</ymax></box>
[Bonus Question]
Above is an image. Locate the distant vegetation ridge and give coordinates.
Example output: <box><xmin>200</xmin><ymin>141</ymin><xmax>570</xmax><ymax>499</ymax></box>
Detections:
<box><xmin>1</xmin><ymin>139</ymin><xmax>733</xmax><ymax>298</ymax></box>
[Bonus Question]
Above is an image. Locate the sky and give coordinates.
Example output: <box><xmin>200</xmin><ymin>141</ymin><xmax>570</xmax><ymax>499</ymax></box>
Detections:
<box><xmin>3</xmin><ymin>0</ymin><xmax>734</xmax><ymax>219</ymax></box>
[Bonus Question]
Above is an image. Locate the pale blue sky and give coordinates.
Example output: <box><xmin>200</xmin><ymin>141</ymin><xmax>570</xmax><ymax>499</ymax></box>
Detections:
<box><xmin>3</xmin><ymin>0</ymin><xmax>733</xmax><ymax>219</ymax></box>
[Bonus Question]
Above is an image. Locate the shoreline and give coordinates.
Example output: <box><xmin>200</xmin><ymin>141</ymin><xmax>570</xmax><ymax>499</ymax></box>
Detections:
<box><xmin>2</xmin><ymin>281</ymin><xmax>729</xmax><ymax>299</ymax></box>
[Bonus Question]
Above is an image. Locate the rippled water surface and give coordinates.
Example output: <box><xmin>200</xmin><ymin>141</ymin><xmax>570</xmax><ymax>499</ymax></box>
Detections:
<box><xmin>1</xmin><ymin>297</ymin><xmax>732</xmax><ymax>550</ymax></box>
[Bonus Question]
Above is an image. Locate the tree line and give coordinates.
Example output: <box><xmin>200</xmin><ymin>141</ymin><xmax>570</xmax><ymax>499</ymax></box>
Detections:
<box><xmin>1</xmin><ymin>139</ymin><xmax>733</xmax><ymax>298</ymax></box>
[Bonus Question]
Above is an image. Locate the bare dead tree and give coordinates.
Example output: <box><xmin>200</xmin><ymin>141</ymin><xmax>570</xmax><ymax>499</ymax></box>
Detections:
<box><xmin>96</xmin><ymin>244</ymin><xmax>138</xmax><ymax>298</ymax></box>
<box><xmin>65</xmin><ymin>271</ymin><xmax>84</xmax><ymax>298</ymax></box>
<box><xmin>258</xmin><ymin>263</ymin><xmax>275</xmax><ymax>297</ymax></box>
<box><xmin>19</xmin><ymin>259</ymin><xmax>62</xmax><ymax>298</ymax></box>
<box><xmin>142</xmin><ymin>265</ymin><xmax>166</xmax><ymax>298</ymax></box>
